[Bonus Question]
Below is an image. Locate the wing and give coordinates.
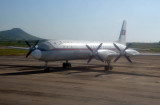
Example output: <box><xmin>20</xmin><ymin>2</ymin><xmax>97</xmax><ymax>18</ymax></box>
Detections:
<box><xmin>99</xmin><ymin>48</ymin><xmax>160</xmax><ymax>63</ymax></box>
<box><xmin>136</xmin><ymin>53</ymin><xmax>160</xmax><ymax>56</ymax></box>
<box><xmin>8</xmin><ymin>46</ymin><xmax>29</xmax><ymax>50</ymax></box>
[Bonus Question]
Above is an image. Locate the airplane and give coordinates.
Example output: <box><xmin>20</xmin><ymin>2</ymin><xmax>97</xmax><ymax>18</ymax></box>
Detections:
<box><xmin>9</xmin><ymin>20</ymin><xmax>160</xmax><ymax>72</ymax></box>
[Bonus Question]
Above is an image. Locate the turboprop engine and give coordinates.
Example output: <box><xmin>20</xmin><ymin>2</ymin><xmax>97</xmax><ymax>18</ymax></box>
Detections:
<box><xmin>86</xmin><ymin>43</ymin><xmax>118</xmax><ymax>63</ymax></box>
<box><xmin>25</xmin><ymin>40</ymin><xmax>42</xmax><ymax>60</ymax></box>
<box><xmin>97</xmin><ymin>49</ymin><xmax>117</xmax><ymax>61</ymax></box>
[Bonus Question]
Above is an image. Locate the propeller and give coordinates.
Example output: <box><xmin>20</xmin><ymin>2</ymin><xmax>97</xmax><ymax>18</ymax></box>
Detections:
<box><xmin>86</xmin><ymin>43</ymin><xmax>104</xmax><ymax>64</ymax></box>
<box><xmin>25</xmin><ymin>40</ymin><xmax>39</xmax><ymax>58</ymax></box>
<box><xmin>113</xmin><ymin>43</ymin><xmax>132</xmax><ymax>63</ymax></box>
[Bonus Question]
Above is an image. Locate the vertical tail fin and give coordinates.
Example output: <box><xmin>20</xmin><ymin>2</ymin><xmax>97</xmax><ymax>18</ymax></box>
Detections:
<box><xmin>117</xmin><ymin>20</ymin><xmax>126</xmax><ymax>45</ymax></box>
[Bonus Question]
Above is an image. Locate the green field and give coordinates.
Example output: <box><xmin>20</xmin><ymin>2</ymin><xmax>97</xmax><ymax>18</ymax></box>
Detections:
<box><xmin>129</xmin><ymin>42</ymin><xmax>160</xmax><ymax>52</ymax></box>
<box><xmin>0</xmin><ymin>41</ymin><xmax>41</xmax><ymax>56</ymax></box>
<box><xmin>1</xmin><ymin>41</ymin><xmax>160</xmax><ymax>56</ymax></box>
<box><xmin>0</xmin><ymin>49</ymin><xmax>27</xmax><ymax>56</ymax></box>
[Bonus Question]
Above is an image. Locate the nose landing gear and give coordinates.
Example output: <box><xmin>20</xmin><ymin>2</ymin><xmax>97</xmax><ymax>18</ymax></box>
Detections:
<box><xmin>44</xmin><ymin>61</ymin><xmax>50</xmax><ymax>72</ymax></box>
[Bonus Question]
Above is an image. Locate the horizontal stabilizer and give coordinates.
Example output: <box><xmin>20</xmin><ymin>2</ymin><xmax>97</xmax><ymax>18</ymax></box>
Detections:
<box><xmin>137</xmin><ymin>53</ymin><xmax>160</xmax><ymax>56</ymax></box>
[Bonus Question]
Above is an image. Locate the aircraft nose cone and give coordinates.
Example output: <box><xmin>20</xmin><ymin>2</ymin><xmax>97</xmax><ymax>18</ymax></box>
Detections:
<box><xmin>31</xmin><ymin>49</ymin><xmax>41</xmax><ymax>59</ymax></box>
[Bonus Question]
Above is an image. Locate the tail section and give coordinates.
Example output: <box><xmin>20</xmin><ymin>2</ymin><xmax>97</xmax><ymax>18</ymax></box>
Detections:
<box><xmin>117</xmin><ymin>20</ymin><xmax>126</xmax><ymax>45</ymax></box>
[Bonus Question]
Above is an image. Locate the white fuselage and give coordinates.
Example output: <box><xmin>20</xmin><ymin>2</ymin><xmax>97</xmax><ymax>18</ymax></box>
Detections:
<box><xmin>31</xmin><ymin>40</ymin><xmax>127</xmax><ymax>61</ymax></box>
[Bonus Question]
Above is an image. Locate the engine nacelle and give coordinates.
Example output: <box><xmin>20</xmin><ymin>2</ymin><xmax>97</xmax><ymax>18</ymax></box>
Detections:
<box><xmin>125</xmin><ymin>49</ymin><xmax>140</xmax><ymax>56</ymax></box>
<box><xmin>98</xmin><ymin>49</ymin><xmax>117</xmax><ymax>61</ymax></box>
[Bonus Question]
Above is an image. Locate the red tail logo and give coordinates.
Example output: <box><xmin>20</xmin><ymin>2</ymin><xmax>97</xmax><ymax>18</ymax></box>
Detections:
<box><xmin>121</xmin><ymin>30</ymin><xmax>126</xmax><ymax>35</ymax></box>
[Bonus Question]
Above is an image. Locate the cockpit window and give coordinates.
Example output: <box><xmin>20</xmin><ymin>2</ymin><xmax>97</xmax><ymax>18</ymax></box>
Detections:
<box><xmin>38</xmin><ymin>41</ymin><xmax>54</xmax><ymax>51</ymax></box>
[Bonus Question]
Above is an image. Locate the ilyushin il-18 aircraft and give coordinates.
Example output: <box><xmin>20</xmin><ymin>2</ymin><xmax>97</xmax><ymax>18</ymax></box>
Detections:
<box><xmin>9</xmin><ymin>20</ymin><xmax>160</xmax><ymax>72</ymax></box>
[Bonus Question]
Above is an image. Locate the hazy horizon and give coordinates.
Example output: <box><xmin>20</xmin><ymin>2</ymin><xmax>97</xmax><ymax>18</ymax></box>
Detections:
<box><xmin>0</xmin><ymin>0</ymin><xmax>160</xmax><ymax>42</ymax></box>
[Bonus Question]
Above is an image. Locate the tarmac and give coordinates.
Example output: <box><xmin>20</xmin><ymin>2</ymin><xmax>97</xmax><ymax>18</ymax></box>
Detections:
<box><xmin>0</xmin><ymin>56</ymin><xmax>160</xmax><ymax>105</ymax></box>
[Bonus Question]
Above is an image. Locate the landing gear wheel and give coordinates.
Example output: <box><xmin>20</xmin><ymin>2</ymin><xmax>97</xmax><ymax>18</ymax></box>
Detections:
<box><xmin>63</xmin><ymin>63</ymin><xmax>66</xmax><ymax>68</ymax></box>
<box><xmin>104</xmin><ymin>65</ymin><xmax>113</xmax><ymax>71</ymax></box>
<box><xmin>104</xmin><ymin>60</ymin><xmax>113</xmax><ymax>71</ymax></box>
<box><xmin>63</xmin><ymin>63</ymin><xmax>72</xmax><ymax>68</ymax></box>
<box><xmin>44</xmin><ymin>67</ymin><xmax>50</xmax><ymax>72</ymax></box>
<box><xmin>104</xmin><ymin>66</ymin><xmax>109</xmax><ymax>71</ymax></box>
<box><xmin>68</xmin><ymin>63</ymin><xmax>71</xmax><ymax>68</ymax></box>
<box><xmin>110</xmin><ymin>66</ymin><xmax>113</xmax><ymax>70</ymax></box>
<box><xmin>44</xmin><ymin>61</ymin><xmax>50</xmax><ymax>72</ymax></box>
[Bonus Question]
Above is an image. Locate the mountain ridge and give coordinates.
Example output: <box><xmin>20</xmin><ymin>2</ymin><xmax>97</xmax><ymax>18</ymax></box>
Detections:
<box><xmin>0</xmin><ymin>28</ymin><xmax>42</xmax><ymax>41</ymax></box>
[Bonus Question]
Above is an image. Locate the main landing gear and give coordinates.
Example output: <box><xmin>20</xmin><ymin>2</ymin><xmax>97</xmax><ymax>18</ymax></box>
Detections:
<box><xmin>44</xmin><ymin>60</ymin><xmax>111</xmax><ymax>72</ymax></box>
<box><xmin>44</xmin><ymin>60</ymin><xmax>72</xmax><ymax>72</ymax></box>
<box><xmin>104</xmin><ymin>60</ymin><xmax>113</xmax><ymax>71</ymax></box>
<box><xmin>62</xmin><ymin>60</ymin><xmax>71</xmax><ymax>68</ymax></box>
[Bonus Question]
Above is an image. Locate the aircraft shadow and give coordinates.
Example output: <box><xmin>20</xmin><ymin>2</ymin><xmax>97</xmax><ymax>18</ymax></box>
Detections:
<box><xmin>0</xmin><ymin>64</ymin><xmax>104</xmax><ymax>76</ymax></box>
<box><xmin>0</xmin><ymin>64</ymin><xmax>159</xmax><ymax>78</ymax></box>
<box><xmin>94</xmin><ymin>71</ymin><xmax>160</xmax><ymax>78</ymax></box>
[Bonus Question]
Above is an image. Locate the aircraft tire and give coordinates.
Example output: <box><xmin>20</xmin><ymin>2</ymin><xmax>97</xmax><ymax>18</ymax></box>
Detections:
<box><xmin>104</xmin><ymin>66</ymin><xmax>109</xmax><ymax>71</ymax></box>
<box><xmin>63</xmin><ymin>63</ymin><xmax>67</xmax><ymax>68</ymax></box>
<box><xmin>110</xmin><ymin>66</ymin><xmax>113</xmax><ymax>70</ymax></box>
<box><xmin>68</xmin><ymin>63</ymin><xmax>71</xmax><ymax>68</ymax></box>
<box><xmin>44</xmin><ymin>67</ymin><xmax>50</xmax><ymax>72</ymax></box>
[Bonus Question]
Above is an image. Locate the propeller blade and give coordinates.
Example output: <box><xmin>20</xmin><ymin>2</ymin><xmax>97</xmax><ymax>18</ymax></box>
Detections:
<box><xmin>95</xmin><ymin>43</ymin><xmax>103</xmax><ymax>52</ymax></box>
<box><xmin>25</xmin><ymin>41</ymin><xmax>31</xmax><ymax>47</ymax></box>
<box><xmin>33</xmin><ymin>40</ymin><xmax>39</xmax><ymax>47</ymax></box>
<box><xmin>124</xmin><ymin>54</ymin><xmax>132</xmax><ymax>63</ymax></box>
<box><xmin>114</xmin><ymin>55</ymin><xmax>121</xmax><ymax>62</ymax></box>
<box><xmin>113</xmin><ymin>43</ymin><xmax>121</xmax><ymax>52</ymax></box>
<box><xmin>86</xmin><ymin>45</ymin><xmax>93</xmax><ymax>52</ymax></box>
<box><xmin>25</xmin><ymin>40</ymin><xmax>39</xmax><ymax>58</ymax></box>
<box><xmin>87</xmin><ymin>56</ymin><xmax>93</xmax><ymax>64</ymax></box>
<box><xmin>86</xmin><ymin>43</ymin><xmax>103</xmax><ymax>64</ymax></box>
<box><xmin>97</xmin><ymin>54</ymin><xmax>104</xmax><ymax>62</ymax></box>
<box><xmin>113</xmin><ymin>43</ymin><xmax>133</xmax><ymax>63</ymax></box>
<box><xmin>123</xmin><ymin>43</ymin><xmax>132</xmax><ymax>51</ymax></box>
<box><xmin>26</xmin><ymin>50</ymin><xmax>32</xmax><ymax>58</ymax></box>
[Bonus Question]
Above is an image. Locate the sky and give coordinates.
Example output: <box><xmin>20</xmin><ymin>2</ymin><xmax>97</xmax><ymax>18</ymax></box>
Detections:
<box><xmin>0</xmin><ymin>0</ymin><xmax>160</xmax><ymax>42</ymax></box>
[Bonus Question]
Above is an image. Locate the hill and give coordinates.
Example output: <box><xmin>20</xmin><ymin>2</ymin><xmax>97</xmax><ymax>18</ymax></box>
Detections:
<box><xmin>0</xmin><ymin>28</ymin><xmax>42</xmax><ymax>41</ymax></box>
